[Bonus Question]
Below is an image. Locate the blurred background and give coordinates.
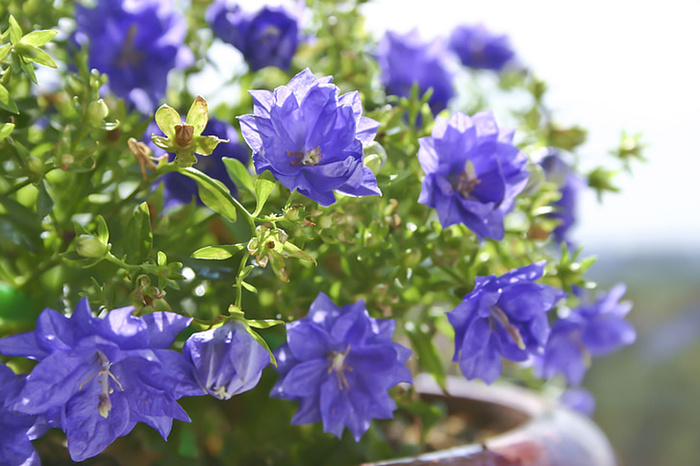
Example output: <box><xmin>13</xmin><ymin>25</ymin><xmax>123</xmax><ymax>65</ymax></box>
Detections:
<box><xmin>358</xmin><ymin>1</ymin><xmax>700</xmax><ymax>464</ymax></box>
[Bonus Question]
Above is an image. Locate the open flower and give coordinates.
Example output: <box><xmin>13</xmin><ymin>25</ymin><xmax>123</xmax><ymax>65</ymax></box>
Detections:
<box><xmin>540</xmin><ymin>150</ymin><xmax>585</xmax><ymax>245</ymax></box>
<box><xmin>184</xmin><ymin>320</ymin><xmax>270</xmax><ymax>400</ymax></box>
<box><xmin>207</xmin><ymin>0</ymin><xmax>303</xmax><ymax>71</ymax></box>
<box><xmin>537</xmin><ymin>284</ymin><xmax>636</xmax><ymax>385</ymax></box>
<box><xmin>74</xmin><ymin>0</ymin><xmax>193</xmax><ymax>113</ymax></box>
<box><xmin>270</xmin><ymin>293</ymin><xmax>412</xmax><ymax>441</ymax></box>
<box><xmin>0</xmin><ymin>298</ymin><xmax>202</xmax><ymax>461</ymax></box>
<box><xmin>447</xmin><ymin>262</ymin><xmax>565</xmax><ymax>384</ymax></box>
<box><xmin>448</xmin><ymin>24</ymin><xmax>516</xmax><ymax>71</ymax></box>
<box><xmin>377</xmin><ymin>30</ymin><xmax>454</xmax><ymax>114</ymax></box>
<box><xmin>239</xmin><ymin>68</ymin><xmax>381</xmax><ymax>206</ymax></box>
<box><xmin>418</xmin><ymin>111</ymin><xmax>529</xmax><ymax>240</ymax></box>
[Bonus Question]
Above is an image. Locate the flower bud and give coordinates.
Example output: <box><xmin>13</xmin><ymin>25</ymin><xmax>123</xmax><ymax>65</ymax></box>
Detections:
<box><xmin>183</xmin><ymin>321</ymin><xmax>270</xmax><ymax>400</ymax></box>
<box><xmin>75</xmin><ymin>234</ymin><xmax>108</xmax><ymax>259</ymax></box>
<box><xmin>86</xmin><ymin>99</ymin><xmax>109</xmax><ymax>124</ymax></box>
<box><xmin>26</xmin><ymin>155</ymin><xmax>44</xmax><ymax>179</ymax></box>
<box><xmin>363</xmin><ymin>141</ymin><xmax>386</xmax><ymax>175</ymax></box>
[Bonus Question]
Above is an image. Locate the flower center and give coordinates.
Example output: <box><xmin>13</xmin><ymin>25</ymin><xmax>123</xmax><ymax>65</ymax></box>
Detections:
<box><xmin>115</xmin><ymin>25</ymin><xmax>144</xmax><ymax>68</ymax></box>
<box><xmin>288</xmin><ymin>146</ymin><xmax>323</xmax><ymax>166</ymax></box>
<box><xmin>453</xmin><ymin>160</ymin><xmax>481</xmax><ymax>198</ymax></box>
<box><xmin>78</xmin><ymin>350</ymin><xmax>124</xmax><ymax>419</ymax></box>
<box><xmin>489</xmin><ymin>306</ymin><xmax>525</xmax><ymax>350</ymax></box>
<box><xmin>327</xmin><ymin>345</ymin><xmax>353</xmax><ymax>390</ymax></box>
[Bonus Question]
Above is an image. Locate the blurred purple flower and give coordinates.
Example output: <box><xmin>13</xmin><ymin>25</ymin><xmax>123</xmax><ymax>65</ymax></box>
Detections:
<box><xmin>537</xmin><ymin>284</ymin><xmax>636</xmax><ymax>385</ymax></box>
<box><xmin>0</xmin><ymin>298</ymin><xmax>202</xmax><ymax>462</ymax></box>
<box><xmin>540</xmin><ymin>150</ymin><xmax>585</xmax><ymax>244</ymax></box>
<box><xmin>0</xmin><ymin>363</ymin><xmax>44</xmax><ymax>466</ymax></box>
<box><xmin>449</xmin><ymin>24</ymin><xmax>515</xmax><ymax>71</ymax></box>
<box><xmin>377</xmin><ymin>30</ymin><xmax>455</xmax><ymax>114</ymax></box>
<box><xmin>239</xmin><ymin>68</ymin><xmax>381</xmax><ymax>206</ymax></box>
<box><xmin>270</xmin><ymin>292</ymin><xmax>412</xmax><ymax>441</ymax></box>
<box><xmin>560</xmin><ymin>388</ymin><xmax>596</xmax><ymax>416</ymax></box>
<box><xmin>447</xmin><ymin>262</ymin><xmax>565</xmax><ymax>384</ymax></box>
<box><xmin>207</xmin><ymin>1</ymin><xmax>302</xmax><ymax>71</ymax></box>
<box><xmin>74</xmin><ymin>0</ymin><xmax>193</xmax><ymax>114</ymax></box>
<box><xmin>417</xmin><ymin>111</ymin><xmax>529</xmax><ymax>240</ymax></box>
<box><xmin>184</xmin><ymin>320</ymin><xmax>270</xmax><ymax>400</ymax></box>
<box><xmin>148</xmin><ymin>118</ymin><xmax>250</xmax><ymax>207</ymax></box>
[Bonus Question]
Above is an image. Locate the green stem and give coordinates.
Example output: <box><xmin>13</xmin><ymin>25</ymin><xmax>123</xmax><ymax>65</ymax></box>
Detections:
<box><xmin>234</xmin><ymin>253</ymin><xmax>250</xmax><ymax>309</ymax></box>
<box><xmin>104</xmin><ymin>252</ymin><xmax>139</xmax><ymax>272</ymax></box>
<box><xmin>2</xmin><ymin>178</ymin><xmax>31</xmax><ymax>195</ymax></box>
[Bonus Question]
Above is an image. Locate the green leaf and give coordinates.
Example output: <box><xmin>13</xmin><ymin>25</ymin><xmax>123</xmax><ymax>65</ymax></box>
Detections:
<box><xmin>253</xmin><ymin>177</ymin><xmax>275</xmax><ymax>216</ymax></box>
<box><xmin>8</xmin><ymin>16</ymin><xmax>22</xmax><ymax>44</ymax></box>
<box><xmin>191</xmin><ymin>244</ymin><xmax>245</xmax><ymax>260</ymax></box>
<box><xmin>124</xmin><ymin>202</ymin><xmax>153</xmax><ymax>264</ymax></box>
<box><xmin>405</xmin><ymin>321</ymin><xmax>447</xmax><ymax>392</ymax></box>
<box><xmin>223</xmin><ymin>157</ymin><xmax>254</xmax><ymax>193</ymax></box>
<box><xmin>185</xmin><ymin>96</ymin><xmax>208</xmax><ymax>136</ymax></box>
<box><xmin>19</xmin><ymin>29</ymin><xmax>57</xmax><ymax>46</ymax></box>
<box><xmin>95</xmin><ymin>215</ymin><xmax>109</xmax><ymax>245</ymax></box>
<box><xmin>0</xmin><ymin>122</ymin><xmax>15</xmax><ymax>141</ymax></box>
<box><xmin>241</xmin><ymin>281</ymin><xmax>257</xmax><ymax>293</ymax></box>
<box><xmin>17</xmin><ymin>55</ymin><xmax>37</xmax><ymax>83</ymax></box>
<box><xmin>178</xmin><ymin>167</ymin><xmax>238</xmax><ymax>222</ymax></box>
<box><xmin>0</xmin><ymin>83</ymin><xmax>19</xmax><ymax>113</ymax></box>
<box><xmin>27</xmin><ymin>46</ymin><xmax>57</xmax><ymax>68</ymax></box>
<box><xmin>154</xmin><ymin>105</ymin><xmax>180</xmax><ymax>139</ymax></box>
<box><xmin>36</xmin><ymin>180</ymin><xmax>53</xmax><ymax>218</ymax></box>
<box><xmin>247</xmin><ymin>319</ymin><xmax>285</xmax><ymax>329</ymax></box>
<box><xmin>0</xmin><ymin>44</ymin><xmax>11</xmax><ymax>62</ymax></box>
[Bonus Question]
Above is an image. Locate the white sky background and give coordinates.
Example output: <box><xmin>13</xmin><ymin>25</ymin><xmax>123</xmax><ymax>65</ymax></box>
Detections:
<box><xmin>360</xmin><ymin>0</ymin><xmax>700</xmax><ymax>255</ymax></box>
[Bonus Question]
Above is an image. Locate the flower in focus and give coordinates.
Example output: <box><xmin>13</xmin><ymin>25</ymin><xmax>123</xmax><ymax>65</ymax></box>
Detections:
<box><xmin>377</xmin><ymin>30</ymin><xmax>455</xmax><ymax>114</ymax></box>
<box><xmin>148</xmin><ymin>118</ymin><xmax>250</xmax><ymax>207</ymax></box>
<box><xmin>417</xmin><ymin>111</ymin><xmax>529</xmax><ymax>240</ymax></box>
<box><xmin>0</xmin><ymin>363</ymin><xmax>44</xmax><ymax>466</ymax></box>
<box><xmin>0</xmin><ymin>298</ymin><xmax>202</xmax><ymax>462</ymax></box>
<box><xmin>207</xmin><ymin>0</ymin><xmax>303</xmax><ymax>71</ymax></box>
<box><xmin>560</xmin><ymin>388</ymin><xmax>596</xmax><ymax>416</ymax></box>
<box><xmin>447</xmin><ymin>262</ymin><xmax>565</xmax><ymax>384</ymax></box>
<box><xmin>184</xmin><ymin>320</ymin><xmax>270</xmax><ymax>400</ymax></box>
<box><xmin>537</xmin><ymin>284</ymin><xmax>636</xmax><ymax>385</ymax></box>
<box><xmin>270</xmin><ymin>293</ymin><xmax>412</xmax><ymax>441</ymax></box>
<box><xmin>540</xmin><ymin>150</ymin><xmax>585</xmax><ymax>244</ymax></box>
<box><xmin>74</xmin><ymin>0</ymin><xmax>193</xmax><ymax>114</ymax></box>
<box><xmin>448</xmin><ymin>24</ymin><xmax>515</xmax><ymax>71</ymax></box>
<box><xmin>239</xmin><ymin>68</ymin><xmax>381</xmax><ymax>206</ymax></box>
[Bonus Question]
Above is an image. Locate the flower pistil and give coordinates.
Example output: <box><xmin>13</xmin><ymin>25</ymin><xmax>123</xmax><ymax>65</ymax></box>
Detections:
<box><xmin>328</xmin><ymin>345</ymin><xmax>353</xmax><ymax>390</ymax></box>
<box><xmin>288</xmin><ymin>146</ymin><xmax>323</xmax><ymax>166</ymax></box>
<box><xmin>78</xmin><ymin>350</ymin><xmax>124</xmax><ymax>419</ymax></box>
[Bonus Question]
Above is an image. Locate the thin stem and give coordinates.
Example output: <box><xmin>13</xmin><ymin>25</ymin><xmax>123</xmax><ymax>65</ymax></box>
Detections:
<box><xmin>104</xmin><ymin>252</ymin><xmax>139</xmax><ymax>272</ymax></box>
<box><xmin>234</xmin><ymin>253</ymin><xmax>250</xmax><ymax>309</ymax></box>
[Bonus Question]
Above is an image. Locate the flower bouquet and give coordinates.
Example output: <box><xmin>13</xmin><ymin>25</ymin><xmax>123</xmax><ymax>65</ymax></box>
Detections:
<box><xmin>0</xmin><ymin>0</ymin><xmax>641</xmax><ymax>464</ymax></box>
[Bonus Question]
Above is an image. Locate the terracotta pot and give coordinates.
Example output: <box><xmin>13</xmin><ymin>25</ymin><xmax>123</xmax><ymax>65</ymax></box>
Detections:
<box><xmin>368</xmin><ymin>374</ymin><xmax>616</xmax><ymax>466</ymax></box>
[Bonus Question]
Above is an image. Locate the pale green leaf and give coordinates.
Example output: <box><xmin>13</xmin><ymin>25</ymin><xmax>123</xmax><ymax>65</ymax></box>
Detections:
<box><xmin>253</xmin><ymin>178</ymin><xmax>275</xmax><ymax>216</ymax></box>
<box><xmin>223</xmin><ymin>157</ymin><xmax>254</xmax><ymax>193</ymax></box>
<box><xmin>191</xmin><ymin>244</ymin><xmax>245</xmax><ymax>260</ymax></box>
<box><xmin>0</xmin><ymin>122</ymin><xmax>15</xmax><ymax>141</ymax></box>
<box><xmin>20</xmin><ymin>29</ymin><xmax>57</xmax><ymax>46</ymax></box>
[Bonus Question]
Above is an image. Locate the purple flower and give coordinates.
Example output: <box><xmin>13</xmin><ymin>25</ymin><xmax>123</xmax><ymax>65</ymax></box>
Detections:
<box><xmin>239</xmin><ymin>68</ymin><xmax>381</xmax><ymax>206</ymax></box>
<box><xmin>540</xmin><ymin>150</ymin><xmax>585</xmax><ymax>244</ymax></box>
<box><xmin>447</xmin><ymin>262</ymin><xmax>565</xmax><ymax>384</ymax></box>
<box><xmin>448</xmin><ymin>24</ymin><xmax>515</xmax><ymax>71</ymax></box>
<box><xmin>148</xmin><ymin>118</ymin><xmax>250</xmax><ymax>207</ymax></box>
<box><xmin>0</xmin><ymin>363</ymin><xmax>43</xmax><ymax>466</ymax></box>
<box><xmin>537</xmin><ymin>284</ymin><xmax>636</xmax><ymax>385</ymax></box>
<box><xmin>377</xmin><ymin>30</ymin><xmax>455</xmax><ymax>114</ymax></box>
<box><xmin>206</xmin><ymin>1</ymin><xmax>302</xmax><ymax>71</ymax></box>
<box><xmin>183</xmin><ymin>320</ymin><xmax>270</xmax><ymax>400</ymax></box>
<box><xmin>417</xmin><ymin>111</ymin><xmax>529</xmax><ymax>240</ymax></box>
<box><xmin>560</xmin><ymin>388</ymin><xmax>595</xmax><ymax>416</ymax></box>
<box><xmin>74</xmin><ymin>0</ymin><xmax>193</xmax><ymax>114</ymax></box>
<box><xmin>270</xmin><ymin>293</ymin><xmax>412</xmax><ymax>441</ymax></box>
<box><xmin>0</xmin><ymin>298</ymin><xmax>203</xmax><ymax>462</ymax></box>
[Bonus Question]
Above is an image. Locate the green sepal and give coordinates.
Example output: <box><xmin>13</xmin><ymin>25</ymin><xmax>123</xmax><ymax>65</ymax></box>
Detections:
<box><xmin>191</xmin><ymin>244</ymin><xmax>246</xmax><ymax>260</ymax></box>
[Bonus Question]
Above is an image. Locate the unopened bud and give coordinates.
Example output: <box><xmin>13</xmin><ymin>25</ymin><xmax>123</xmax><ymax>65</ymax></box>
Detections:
<box><xmin>75</xmin><ymin>235</ymin><xmax>108</xmax><ymax>259</ymax></box>
<box><xmin>363</xmin><ymin>141</ymin><xmax>386</xmax><ymax>174</ymax></box>
<box><xmin>26</xmin><ymin>155</ymin><xmax>44</xmax><ymax>178</ymax></box>
<box><xmin>87</xmin><ymin>99</ymin><xmax>109</xmax><ymax>124</ymax></box>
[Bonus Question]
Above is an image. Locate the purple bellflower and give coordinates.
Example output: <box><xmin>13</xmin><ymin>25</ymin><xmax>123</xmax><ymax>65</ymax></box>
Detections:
<box><xmin>270</xmin><ymin>293</ymin><xmax>412</xmax><ymax>441</ymax></box>
<box><xmin>239</xmin><ymin>68</ymin><xmax>381</xmax><ymax>206</ymax></box>
<box><xmin>447</xmin><ymin>262</ymin><xmax>565</xmax><ymax>384</ymax></box>
<box><xmin>183</xmin><ymin>320</ymin><xmax>270</xmax><ymax>400</ymax></box>
<box><xmin>540</xmin><ymin>150</ymin><xmax>585</xmax><ymax>245</ymax></box>
<box><xmin>0</xmin><ymin>363</ymin><xmax>44</xmax><ymax>466</ymax></box>
<box><xmin>377</xmin><ymin>30</ymin><xmax>455</xmax><ymax>114</ymax></box>
<box><xmin>417</xmin><ymin>111</ymin><xmax>529</xmax><ymax>240</ymax></box>
<box><xmin>537</xmin><ymin>284</ymin><xmax>636</xmax><ymax>385</ymax></box>
<box><xmin>148</xmin><ymin>118</ymin><xmax>250</xmax><ymax>207</ymax></box>
<box><xmin>207</xmin><ymin>0</ymin><xmax>302</xmax><ymax>71</ymax></box>
<box><xmin>0</xmin><ymin>298</ymin><xmax>203</xmax><ymax>462</ymax></box>
<box><xmin>74</xmin><ymin>0</ymin><xmax>193</xmax><ymax>114</ymax></box>
<box><xmin>448</xmin><ymin>24</ymin><xmax>516</xmax><ymax>71</ymax></box>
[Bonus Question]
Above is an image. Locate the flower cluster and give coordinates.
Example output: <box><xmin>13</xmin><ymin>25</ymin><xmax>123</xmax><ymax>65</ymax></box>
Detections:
<box><xmin>239</xmin><ymin>68</ymin><xmax>381</xmax><ymax>206</ymax></box>
<box><xmin>74</xmin><ymin>0</ymin><xmax>193</xmax><ymax>114</ymax></box>
<box><xmin>417</xmin><ymin>111</ymin><xmax>529</xmax><ymax>240</ymax></box>
<box><xmin>447</xmin><ymin>262</ymin><xmax>565</xmax><ymax>383</ymax></box>
<box><xmin>271</xmin><ymin>293</ymin><xmax>412</xmax><ymax>441</ymax></box>
<box><xmin>448</xmin><ymin>24</ymin><xmax>516</xmax><ymax>71</ymax></box>
<box><xmin>377</xmin><ymin>30</ymin><xmax>455</xmax><ymax>114</ymax></box>
<box><xmin>207</xmin><ymin>0</ymin><xmax>303</xmax><ymax>71</ymax></box>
